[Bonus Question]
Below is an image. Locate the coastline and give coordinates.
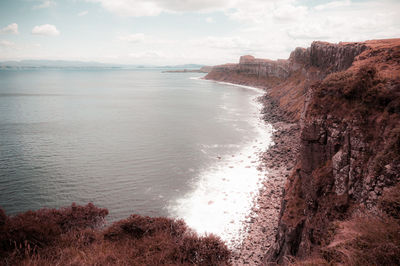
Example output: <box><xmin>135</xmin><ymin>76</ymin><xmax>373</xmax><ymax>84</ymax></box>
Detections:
<box><xmin>3</xmin><ymin>38</ymin><xmax>399</xmax><ymax>265</ymax></box>
<box><xmin>170</xmin><ymin>77</ymin><xmax>275</xmax><ymax>249</ymax></box>
<box><xmin>203</xmin><ymin>77</ymin><xmax>300</xmax><ymax>264</ymax></box>
<box><xmin>234</xmin><ymin>99</ymin><xmax>299</xmax><ymax>265</ymax></box>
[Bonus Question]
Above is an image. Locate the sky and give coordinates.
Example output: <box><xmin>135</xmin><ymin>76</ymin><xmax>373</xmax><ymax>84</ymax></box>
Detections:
<box><xmin>0</xmin><ymin>0</ymin><xmax>399</xmax><ymax>65</ymax></box>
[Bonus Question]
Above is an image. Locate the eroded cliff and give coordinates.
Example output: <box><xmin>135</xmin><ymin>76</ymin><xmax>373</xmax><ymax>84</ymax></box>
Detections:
<box><xmin>206</xmin><ymin>41</ymin><xmax>368</xmax><ymax>122</ymax></box>
<box><xmin>206</xmin><ymin>38</ymin><xmax>400</xmax><ymax>264</ymax></box>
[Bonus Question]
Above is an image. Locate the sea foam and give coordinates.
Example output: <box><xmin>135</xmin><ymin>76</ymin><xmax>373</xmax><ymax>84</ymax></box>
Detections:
<box><xmin>169</xmin><ymin>80</ymin><xmax>273</xmax><ymax>248</ymax></box>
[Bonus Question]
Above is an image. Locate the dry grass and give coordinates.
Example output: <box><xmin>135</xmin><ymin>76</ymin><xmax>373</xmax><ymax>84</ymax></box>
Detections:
<box><xmin>0</xmin><ymin>204</ymin><xmax>230</xmax><ymax>265</ymax></box>
<box><xmin>379</xmin><ymin>184</ymin><xmax>400</xmax><ymax>219</ymax></box>
<box><xmin>291</xmin><ymin>215</ymin><xmax>400</xmax><ymax>266</ymax></box>
<box><xmin>291</xmin><ymin>184</ymin><xmax>400</xmax><ymax>266</ymax></box>
<box><xmin>320</xmin><ymin>215</ymin><xmax>400</xmax><ymax>266</ymax></box>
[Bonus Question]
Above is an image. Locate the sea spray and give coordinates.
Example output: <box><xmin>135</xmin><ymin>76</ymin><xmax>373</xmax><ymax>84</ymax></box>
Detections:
<box><xmin>169</xmin><ymin>79</ymin><xmax>273</xmax><ymax>248</ymax></box>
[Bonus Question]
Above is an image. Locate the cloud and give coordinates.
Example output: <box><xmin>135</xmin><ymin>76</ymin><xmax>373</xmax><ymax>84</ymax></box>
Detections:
<box><xmin>0</xmin><ymin>40</ymin><xmax>15</xmax><ymax>47</ymax></box>
<box><xmin>118</xmin><ymin>33</ymin><xmax>145</xmax><ymax>43</ymax></box>
<box><xmin>32</xmin><ymin>24</ymin><xmax>60</xmax><ymax>36</ymax></box>
<box><xmin>273</xmin><ymin>3</ymin><xmax>308</xmax><ymax>21</ymax></box>
<box><xmin>205</xmin><ymin>17</ymin><xmax>214</xmax><ymax>23</ymax></box>
<box><xmin>155</xmin><ymin>0</ymin><xmax>229</xmax><ymax>12</ymax></box>
<box><xmin>128</xmin><ymin>50</ymin><xmax>166</xmax><ymax>58</ymax></box>
<box><xmin>285</xmin><ymin>1</ymin><xmax>400</xmax><ymax>42</ymax></box>
<box><xmin>0</xmin><ymin>23</ymin><xmax>19</xmax><ymax>34</ymax></box>
<box><xmin>86</xmin><ymin>0</ymin><xmax>162</xmax><ymax>17</ymax></box>
<box><xmin>78</xmin><ymin>10</ymin><xmax>89</xmax><ymax>16</ymax></box>
<box><xmin>189</xmin><ymin>36</ymin><xmax>256</xmax><ymax>55</ymax></box>
<box><xmin>287</xmin><ymin>24</ymin><xmax>330</xmax><ymax>40</ymax></box>
<box><xmin>74</xmin><ymin>0</ymin><xmax>400</xmax><ymax>65</ymax></box>
<box><xmin>85</xmin><ymin>0</ymin><xmax>231</xmax><ymax>16</ymax></box>
<box><xmin>315</xmin><ymin>0</ymin><xmax>351</xmax><ymax>11</ymax></box>
<box><xmin>7</xmin><ymin>0</ymin><xmax>399</xmax><ymax>65</ymax></box>
<box><xmin>224</xmin><ymin>0</ymin><xmax>281</xmax><ymax>24</ymax></box>
<box><xmin>33</xmin><ymin>0</ymin><xmax>56</xmax><ymax>9</ymax></box>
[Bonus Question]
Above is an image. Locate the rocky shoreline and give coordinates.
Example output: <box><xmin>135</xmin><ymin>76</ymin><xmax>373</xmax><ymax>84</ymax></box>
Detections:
<box><xmin>230</xmin><ymin>91</ymin><xmax>300</xmax><ymax>265</ymax></box>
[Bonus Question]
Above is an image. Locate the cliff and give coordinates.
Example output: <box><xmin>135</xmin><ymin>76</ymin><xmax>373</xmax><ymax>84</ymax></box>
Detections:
<box><xmin>206</xmin><ymin>38</ymin><xmax>400</xmax><ymax>264</ymax></box>
<box><xmin>206</xmin><ymin>41</ymin><xmax>367</xmax><ymax>122</ymax></box>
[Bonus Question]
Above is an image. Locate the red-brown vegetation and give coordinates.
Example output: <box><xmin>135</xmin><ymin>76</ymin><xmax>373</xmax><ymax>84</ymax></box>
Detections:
<box><xmin>292</xmin><ymin>184</ymin><xmax>400</xmax><ymax>266</ymax></box>
<box><xmin>0</xmin><ymin>204</ymin><xmax>230</xmax><ymax>265</ymax></box>
<box><xmin>379</xmin><ymin>183</ymin><xmax>400</xmax><ymax>219</ymax></box>
<box><xmin>312</xmin><ymin>65</ymin><xmax>399</xmax><ymax>116</ymax></box>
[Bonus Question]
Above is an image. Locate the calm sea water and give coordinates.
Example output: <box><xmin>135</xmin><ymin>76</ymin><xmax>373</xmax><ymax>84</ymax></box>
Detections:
<box><xmin>0</xmin><ymin>69</ymin><xmax>272</xmax><ymax>244</ymax></box>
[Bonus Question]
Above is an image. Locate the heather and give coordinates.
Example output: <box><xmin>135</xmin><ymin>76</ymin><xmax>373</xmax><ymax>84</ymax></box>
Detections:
<box><xmin>0</xmin><ymin>204</ymin><xmax>230</xmax><ymax>265</ymax></box>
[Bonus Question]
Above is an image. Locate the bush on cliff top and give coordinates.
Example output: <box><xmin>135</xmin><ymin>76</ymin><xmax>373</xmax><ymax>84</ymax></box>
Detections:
<box><xmin>313</xmin><ymin>65</ymin><xmax>399</xmax><ymax>116</ymax></box>
<box><xmin>0</xmin><ymin>204</ymin><xmax>230</xmax><ymax>265</ymax></box>
<box><xmin>0</xmin><ymin>203</ymin><xmax>108</xmax><ymax>257</ymax></box>
<box><xmin>321</xmin><ymin>215</ymin><xmax>400</xmax><ymax>266</ymax></box>
<box><xmin>292</xmin><ymin>184</ymin><xmax>400</xmax><ymax>266</ymax></box>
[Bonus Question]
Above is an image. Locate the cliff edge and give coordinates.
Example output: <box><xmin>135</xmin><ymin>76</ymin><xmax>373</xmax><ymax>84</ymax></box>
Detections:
<box><xmin>206</xmin><ymin>38</ymin><xmax>400</xmax><ymax>264</ymax></box>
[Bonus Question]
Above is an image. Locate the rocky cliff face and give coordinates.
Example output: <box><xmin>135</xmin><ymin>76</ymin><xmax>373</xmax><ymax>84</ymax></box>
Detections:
<box><xmin>206</xmin><ymin>41</ymin><xmax>369</xmax><ymax>122</ymax></box>
<box><xmin>207</xmin><ymin>41</ymin><xmax>367</xmax><ymax>83</ymax></box>
<box><xmin>237</xmin><ymin>55</ymin><xmax>290</xmax><ymax>79</ymax></box>
<box><xmin>205</xmin><ymin>39</ymin><xmax>400</xmax><ymax>263</ymax></box>
<box><xmin>268</xmin><ymin>39</ymin><xmax>400</xmax><ymax>263</ymax></box>
<box><xmin>308</xmin><ymin>41</ymin><xmax>367</xmax><ymax>73</ymax></box>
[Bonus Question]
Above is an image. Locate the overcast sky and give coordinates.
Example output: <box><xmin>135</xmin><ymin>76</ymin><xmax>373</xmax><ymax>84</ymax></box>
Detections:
<box><xmin>0</xmin><ymin>0</ymin><xmax>399</xmax><ymax>65</ymax></box>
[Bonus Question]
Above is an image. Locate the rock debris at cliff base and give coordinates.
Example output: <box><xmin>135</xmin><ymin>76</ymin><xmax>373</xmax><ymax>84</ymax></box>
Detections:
<box><xmin>231</xmin><ymin>115</ymin><xmax>300</xmax><ymax>265</ymax></box>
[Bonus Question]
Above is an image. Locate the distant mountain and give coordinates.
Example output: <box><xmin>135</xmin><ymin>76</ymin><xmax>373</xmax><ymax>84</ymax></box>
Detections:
<box><xmin>162</xmin><ymin>64</ymin><xmax>205</xmax><ymax>69</ymax></box>
<box><xmin>0</xmin><ymin>60</ymin><xmax>126</xmax><ymax>69</ymax></box>
<box><xmin>0</xmin><ymin>60</ymin><xmax>205</xmax><ymax>70</ymax></box>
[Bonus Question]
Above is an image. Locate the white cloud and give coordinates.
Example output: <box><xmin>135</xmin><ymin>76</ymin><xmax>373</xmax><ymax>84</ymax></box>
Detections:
<box><xmin>6</xmin><ymin>0</ymin><xmax>399</xmax><ymax>65</ymax></box>
<box><xmin>315</xmin><ymin>0</ymin><xmax>351</xmax><ymax>11</ymax></box>
<box><xmin>129</xmin><ymin>50</ymin><xmax>166</xmax><ymax>58</ymax></box>
<box><xmin>32</xmin><ymin>24</ymin><xmax>60</xmax><ymax>36</ymax></box>
<box><xmin>78</xmin><ymin>10</ymin><xmax>89</xmax><ymax>16</ymax></box>
<box><xmin>33</xmin><ymin>0</ymin><xmax>56</xmax><ymax>9</ymax></box>
<box><xmin>155</xmin><ymin>0</ymin><xmax>229</xmax><ymax>12</ymax></box>
<box><xmin>118</xmin><ymin>33</ymin><xmax>146</xmax><ymax>43</ymax></box>
<box><xmin>287</xmin><ymin>24</ymin><xmax>330</xmax><ymax>40</ymax></box>
<box><xmin>285</xmin><ymin>1</ymin><xmax>400</xmax><ymax>42</ymax></box>
<box><xmin>0</xmin><ymin>23</ymin><xmax>19</xmax><ymax>35</ymax></box>
<box><xmin>85</xmin><ymin>0</ymin><xmax>232</xmax><ymax>16</ymax></box>
<box><xmin>86</xmin><ymin>0</ymin><xmax>162</xmax><ymax>17</ymax></box>
<box><xmin>0</xmin><ymin>40</ymin><xmax>15</xmax><ymax>47</ymax></box>
<box><xmin>192</xmin><ymin>36</ymin><xmax>252</xmax><ymax>50</ymax></box>
<box><xmin>273</xmin><ymin>3</ymin><xmax>308</xmax><ymax>21</ymax></box>
<box><xmin>205</xmin><ymin>17</ymin><xmax>214</xmax><ymax>23</ymax></box>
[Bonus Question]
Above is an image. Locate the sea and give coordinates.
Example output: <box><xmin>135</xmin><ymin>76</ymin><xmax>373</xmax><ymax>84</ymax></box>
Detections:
<box><xmin>0</xmin><ymin>68</ymin><xmax>273</xmax><ymax>246</ymax></box>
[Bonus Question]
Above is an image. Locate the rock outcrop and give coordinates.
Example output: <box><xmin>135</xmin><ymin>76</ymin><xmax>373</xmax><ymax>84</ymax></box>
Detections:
<box><xmin>205</xmin><ymin>38</ymin><xmax>400</xmax><ymax>264</ymax></box>
<box><xmin>206</xmin><ymin>41</ymin><xmax>370</xmax><ymax>122</ymax></box>
<box><xmin>207</xmin><ymin>41</ymin><xmax>367</xmax><ymax>83</ymax></box>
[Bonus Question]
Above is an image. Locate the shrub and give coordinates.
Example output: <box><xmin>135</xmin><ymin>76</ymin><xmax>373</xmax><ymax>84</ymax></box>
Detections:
<box><xmin>312</xmin><ymin>65</ymin><xmax>399</xmax><ymax>117</ymax></box>
<box><xmin>379</xmin><ymin>183</ymin><xmax>400</xmax><ymax>219</ymax></box>
<box><xmin>0</xmin><ymin>203</ymin><xmax>107</xmax><ymax>258</ymax></box>
<box><xmin>104</xmin><ymin>214</ymin><xmax>187</xmax><ymax>240</ymax></box>
<box><xmin>103</xmin><ymin>215</ymin><xmax>230</xmax><ymax>265</ymax></box>
<box><xmin>343</xmin><ymin>216</ymin><xmax>400</xmax><ymax>266</ymax></box>
<box><xmin>0</xmin><ymin>205</ymin><xmax>231</xmax><ymax>265</ymax></box>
